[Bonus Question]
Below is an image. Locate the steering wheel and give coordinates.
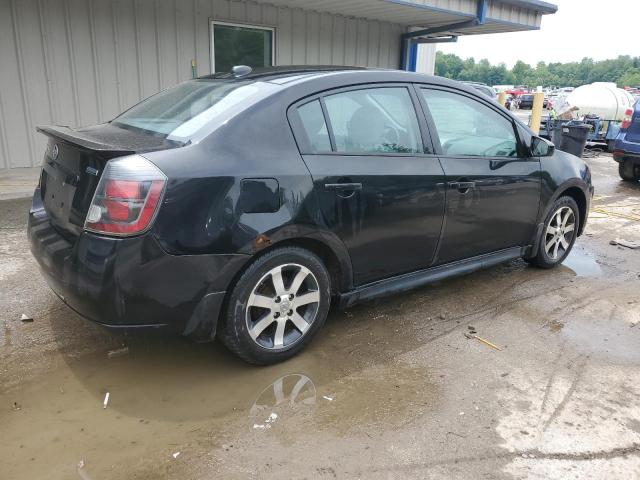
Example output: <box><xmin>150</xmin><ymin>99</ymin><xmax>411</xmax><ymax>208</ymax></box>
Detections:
<box><xmin>483</xmin><ymin>140</ymin><xmax>516</xmax><ymax>157</ymax></box>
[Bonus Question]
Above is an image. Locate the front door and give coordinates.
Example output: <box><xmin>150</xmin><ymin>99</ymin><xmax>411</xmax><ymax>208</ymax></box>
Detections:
<box><xmin>418</xmin><ymin>87</ymin><xmax>541</xmax><ymax>265</ymax></box>
<box><xmin>290</xmin><ymin>85</ymin><xmax>446</xmax><ymax>286</ymax></box>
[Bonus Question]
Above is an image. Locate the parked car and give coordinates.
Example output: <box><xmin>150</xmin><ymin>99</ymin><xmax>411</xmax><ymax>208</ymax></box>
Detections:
<box><xmin>519</xmin><ymin>93</ymin><xmax>550</xmax><ymax>110</ymax></box>
<box><xmin>614</xmin><ymin>102</ymin><xmax>640</xmax><ymax>181</ymax></box>
<box><xmin>519</xmin><ymin>94</ymin><xmax>534</xmax><ymax>109</ymax></box>
<box><xmin>28</xmin><ymin>66</ymin><xmax>593</xmax><ymax>365</ymax></box>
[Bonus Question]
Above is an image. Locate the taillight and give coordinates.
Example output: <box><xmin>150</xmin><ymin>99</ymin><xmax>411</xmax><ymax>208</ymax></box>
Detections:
<box><xmin>613</xmin><ymin>149</ymin><xmax>625</xmax><ymax>161</ymax></box>
<box><xmin>621</xmin><ymin>108</ymin><xmax>633</xmax><ymax>129</ymax></box>
<box><xmin>84</xmin><ymin>155</ymin><xmax>166</xmax><ymax>236</ymax></box>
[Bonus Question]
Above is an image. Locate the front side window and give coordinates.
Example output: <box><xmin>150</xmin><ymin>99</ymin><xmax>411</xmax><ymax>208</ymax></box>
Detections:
<box><xmin>421</xmin><ymin>89</ymin><xmax>518</xmax><ymax>157</ymax></box>
<box><xmin>323</xmin><ymin>87</ymin><xmax>422</xmax><ymax>154</ymax></box>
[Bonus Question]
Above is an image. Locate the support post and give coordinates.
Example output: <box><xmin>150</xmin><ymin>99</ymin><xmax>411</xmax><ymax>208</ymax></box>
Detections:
<box><xmin>529</xmin><ymin>92</ymin><xmax>545</xmax><ymax>134</ymax></box>
<box><xmin>400</xmin><ymin>0</ymin><xmax>486</xmax><ymax>71</ymax></box>
<box><xmin>497</xmin><ymin>91</ymin><xmax>506</xmax><ymax>108</ymax></box>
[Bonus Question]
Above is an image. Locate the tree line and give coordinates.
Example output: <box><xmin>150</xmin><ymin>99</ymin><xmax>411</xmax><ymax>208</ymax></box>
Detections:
<box><xmin>434</xmin><ymin>52</ymin><xmax>640</xmax><ymax>88</ymax></box>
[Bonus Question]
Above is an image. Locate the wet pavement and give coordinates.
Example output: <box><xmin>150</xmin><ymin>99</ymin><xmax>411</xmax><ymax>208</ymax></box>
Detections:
<box><xmin>2</xmin><ymin>152</ymin><xmax>640</xmax><ymax>479</ymax></box>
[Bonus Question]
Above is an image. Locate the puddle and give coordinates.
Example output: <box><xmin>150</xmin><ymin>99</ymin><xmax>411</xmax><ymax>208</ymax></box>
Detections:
<box><xmin>0</xmin><ymin>321</ymin><xmax>439</xmax><ymax>480</ymax></box>
<box><xmin>560</xmin><ymin>297</ymin><xmax>640</xmax><ymax>363</ymax></box>
<box><xmin>562</xmin><ymin>247</ymin><xmax>602</xmax><ymax>277</ymax></box>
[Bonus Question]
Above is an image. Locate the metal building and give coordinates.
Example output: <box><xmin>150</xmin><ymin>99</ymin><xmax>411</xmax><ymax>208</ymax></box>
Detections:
<box><xmin>0</xmin><ymin>0</ymin><xmax>556</xmax><ymax>171</ymax></box>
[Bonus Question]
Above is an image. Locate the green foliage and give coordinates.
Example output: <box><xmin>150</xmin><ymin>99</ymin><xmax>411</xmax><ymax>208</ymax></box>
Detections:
<box><xmin>618</xmin><ymin>69</ymin><xmax>640</xmax><ymax>88</ymax></box>
<box><xmin>435</xmin><ymin>52</ymin><xmax>640</xmax><ymax>88</ymax></box>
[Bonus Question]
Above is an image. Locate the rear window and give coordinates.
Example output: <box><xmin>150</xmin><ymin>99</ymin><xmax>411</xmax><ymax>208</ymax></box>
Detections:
<box><xmin>112</xmin><ymin>79</ymin><xmax>274</xmax><ymax>141</ymax></box>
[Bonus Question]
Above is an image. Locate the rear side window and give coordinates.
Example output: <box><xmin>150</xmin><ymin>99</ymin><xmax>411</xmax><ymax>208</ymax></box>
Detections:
<box><xmin>323</xmin><ymin>87</ymin><xmax>422</xmax><ymax>154</ymax></box>
<box><xmin>421</xmin><ymin>89</ymin><xmax>517</xmax><ymax>157</ymax></box>
<box><xmin>296</xmin><ymin>100</ymin><xmax>331</xmax><ymax>153</ymax></box>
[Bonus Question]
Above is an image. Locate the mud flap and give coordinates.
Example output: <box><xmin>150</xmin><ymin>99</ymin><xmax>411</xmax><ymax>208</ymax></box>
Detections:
<box><xmin>182</xmin><ymin>291</ymin><xmax>226</xmax><ymax>342</ymax></box>
<box><xmin>526</xmin><ymin>222</ymin><xmax>545</xmax><ymax>259</ymax></box>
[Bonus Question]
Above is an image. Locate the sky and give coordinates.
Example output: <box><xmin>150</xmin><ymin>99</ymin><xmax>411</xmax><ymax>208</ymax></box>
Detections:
<box><xmin>437</xmin><ymin>0</ymin><xmax>640</xmax><ymax>67</ymax></box>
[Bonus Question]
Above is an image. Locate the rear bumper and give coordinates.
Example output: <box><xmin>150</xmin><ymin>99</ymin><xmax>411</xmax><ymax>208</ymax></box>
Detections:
<box><xmin>613</xmin><ymin>134</ymin><xmax>640</xmax><ymax>163</ymax></box>
<box><xmin>28</xmin><ymin>189</ymin><xmax>249</xmax><ymax>341</ymax></box>
<box><xmin>613</xmin><ymin>151</ymin><xmax>640</xmax><ymax>165</ymax></box>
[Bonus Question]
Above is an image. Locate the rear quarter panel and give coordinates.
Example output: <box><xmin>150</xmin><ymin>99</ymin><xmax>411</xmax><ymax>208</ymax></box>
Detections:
<box><xmin>141</xmin><ymin>89</ymin><xmax>353</xmax><ymax>288</ymax></box>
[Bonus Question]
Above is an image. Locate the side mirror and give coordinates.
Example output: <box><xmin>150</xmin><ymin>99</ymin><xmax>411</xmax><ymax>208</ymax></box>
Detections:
<box><xmin>531</xmin><ymin>136</ymin><xmax>555</xmax><ymax>157</ymax></box>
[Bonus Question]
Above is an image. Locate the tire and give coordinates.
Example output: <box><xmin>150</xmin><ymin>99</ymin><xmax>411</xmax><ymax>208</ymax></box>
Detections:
<box><xmin>219</xmin><ymin>246</ymin><xmax>331</xmax><ymax>365</ymax></box>
<box><xmin>526</xmin><ymin>196</ymin><xmax>580</xmax><ymax>269</ymax></box>
<box><xmin>618</xmin><ymin>160</ymin><xmax>637</xmax><ymax>182</ymax></box>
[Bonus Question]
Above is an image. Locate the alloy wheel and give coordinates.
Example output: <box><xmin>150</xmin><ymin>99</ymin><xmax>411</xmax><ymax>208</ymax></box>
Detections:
<box><xmin>544</xmin><ymin>206</ymin><xmax>575</xmax><ymax>260</ymax></box>
<box><xmin>245</xmin><ymin>263</ymin><xmax>321</xmax><ymax>349</ymax></box>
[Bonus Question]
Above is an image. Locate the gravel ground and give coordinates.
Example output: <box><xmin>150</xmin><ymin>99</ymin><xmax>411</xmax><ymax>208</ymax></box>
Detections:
<box><xmin>1</xmin><ymin>151</ymin><xmax>640</xmax><ymax>480</ymax></box>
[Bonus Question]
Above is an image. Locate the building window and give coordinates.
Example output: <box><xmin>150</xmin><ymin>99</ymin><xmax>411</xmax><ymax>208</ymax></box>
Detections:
<box><xmin>210</xmin><ymin>21</ymin><xmax>274</xmax><ymax>73</ymax></box>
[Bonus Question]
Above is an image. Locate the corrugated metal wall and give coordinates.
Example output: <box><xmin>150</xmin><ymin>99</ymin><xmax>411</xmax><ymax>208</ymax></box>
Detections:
<box><xmin>0</xmin><ymin>0</ymin><xmax>404</xmax><ymax>170</ymax></box>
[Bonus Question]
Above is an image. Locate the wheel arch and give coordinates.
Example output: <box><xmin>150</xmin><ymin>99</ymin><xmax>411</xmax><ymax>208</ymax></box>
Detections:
<box><xmin>542</xmin><ymin>180</ymin><xmax>589</xmax><ymax>237</ymax></box>
<box><xmin>214</xmin><ymin>231</ymin><xmax>353</xmax><ymax>342</ymax></box>
<box><xmin>559</xmin><ymin>186</ymin><xmax>588</xmax><ymax>236</ymax></box>
<box><xmin>258</xmin><ymin>236</ymin><xmax>353</xmax><ymax>295</ymax></box>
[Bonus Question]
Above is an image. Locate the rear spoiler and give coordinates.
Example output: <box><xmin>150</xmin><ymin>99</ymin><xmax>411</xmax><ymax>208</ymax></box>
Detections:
<box><xmin>36</xmin><ymin>125</ymin><xmax>135</xmax><ymax>153</ymax></box>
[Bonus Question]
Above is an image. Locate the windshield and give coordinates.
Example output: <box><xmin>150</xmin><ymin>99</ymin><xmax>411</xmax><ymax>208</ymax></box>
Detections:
<box><xmin>112</xmin><ymin>79</ymin><xmax>268</xmax><ymax>141</ymax></box>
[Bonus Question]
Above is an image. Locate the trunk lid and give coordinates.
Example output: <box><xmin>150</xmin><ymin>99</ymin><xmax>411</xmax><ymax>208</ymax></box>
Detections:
<box><xmin>37</xmin><ymin>123</ymin><xmax>181</xmax><ymax>240</ymax></box>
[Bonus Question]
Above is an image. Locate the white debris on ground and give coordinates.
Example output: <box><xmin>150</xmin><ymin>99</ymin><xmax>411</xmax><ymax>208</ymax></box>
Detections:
<box><xmin>107</xmin><ymin>347</ymin><xmax>129</xmax><ymax>359</ymax></box>
<box><xmin>253</xmin><ymin>412</ymin><xmax>279</xmax><ymax>430</ymax></box>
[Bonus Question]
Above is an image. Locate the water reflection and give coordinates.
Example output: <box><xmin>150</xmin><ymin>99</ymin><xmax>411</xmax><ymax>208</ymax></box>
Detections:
<box><xmin>250</xmin><ymin>374</ymin><xmax>317</xmax><ymax>416</ymax></box>
<box><xmin>250</xmin><ymin>374</ymin><xmax>317</xmax><ymax>429</ymax></box>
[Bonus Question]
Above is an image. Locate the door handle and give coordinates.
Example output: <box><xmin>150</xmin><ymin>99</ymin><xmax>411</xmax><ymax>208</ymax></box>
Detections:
<box><xmin>448</xmin><ymin>181</ymin><xmax>476</xmax><ymax>192</ymax></box>
<box><xmin>324</xmin><ymin>183</ymin><xmax>363</xmax><ymax>191</ymax></box>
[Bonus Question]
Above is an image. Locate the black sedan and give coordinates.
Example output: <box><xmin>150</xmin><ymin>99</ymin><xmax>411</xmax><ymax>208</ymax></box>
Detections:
<box><xmin>28</xmin><ymin>66</ymin><xmax>593</xmax><ymax>364</ymax></box>
<box><xmin>519</xmin><ymin>93</ymin><xmax>551</xmax><ymax>110</ymax></box>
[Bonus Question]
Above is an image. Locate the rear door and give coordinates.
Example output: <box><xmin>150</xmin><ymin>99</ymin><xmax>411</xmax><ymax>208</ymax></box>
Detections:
<box><xmin>417</xmin><ymin>86</ymin><xmax>541</xmax><ymax>265</ymax></box>
<box><xmin>289</xmin><ymin>84</ymin><xmax>445</xmax><ymax>286</ymax></box>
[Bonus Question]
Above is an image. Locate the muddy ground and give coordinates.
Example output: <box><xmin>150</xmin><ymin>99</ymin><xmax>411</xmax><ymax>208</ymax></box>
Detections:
<box><xmin>1</xmin><ymin>152</ymin><xmax>640</xmax><ymax>479</ymax></box>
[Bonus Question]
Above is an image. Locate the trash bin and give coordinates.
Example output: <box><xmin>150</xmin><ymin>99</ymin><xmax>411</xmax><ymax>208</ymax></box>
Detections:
<box><xmin>551</xmin><ymin>122</ymin><xmax>591</xmax><ymax>157</ymax></box>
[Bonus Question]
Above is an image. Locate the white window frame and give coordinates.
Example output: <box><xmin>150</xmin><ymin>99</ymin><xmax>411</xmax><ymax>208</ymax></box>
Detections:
<box><xmin>209</xmin><ymin>20</ymin><xmax>276</xmax><ymax>74</ymax></box>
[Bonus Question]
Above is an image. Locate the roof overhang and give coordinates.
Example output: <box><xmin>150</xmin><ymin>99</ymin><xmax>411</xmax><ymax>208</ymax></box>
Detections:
<box><xmin>256</xmin><ymin>0</ymin><xmax>557</xmax><ymax>35</ymax></box>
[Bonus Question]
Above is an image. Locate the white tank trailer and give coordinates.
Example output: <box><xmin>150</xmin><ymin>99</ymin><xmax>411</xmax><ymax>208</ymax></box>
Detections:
<box><xmin>565</xmin><ymin>82</ymin><xmax>635</xmax><ymax>121</ymax></box>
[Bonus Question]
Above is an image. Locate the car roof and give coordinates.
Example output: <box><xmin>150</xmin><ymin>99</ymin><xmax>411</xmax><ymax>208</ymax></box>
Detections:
<box><xmin>198</xmin><ymin>65</ymin><xmax>370</xmax><ymax>82</ymax></box>
<box><xmin>185</xmin><ymin>65</ymin><xmax>535</xmax><ymax>143</ymax></box>
<box><xmin>196</xmin><ymin>64</ymin><xmax>475</xmax><ymax>91</ymax></box>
